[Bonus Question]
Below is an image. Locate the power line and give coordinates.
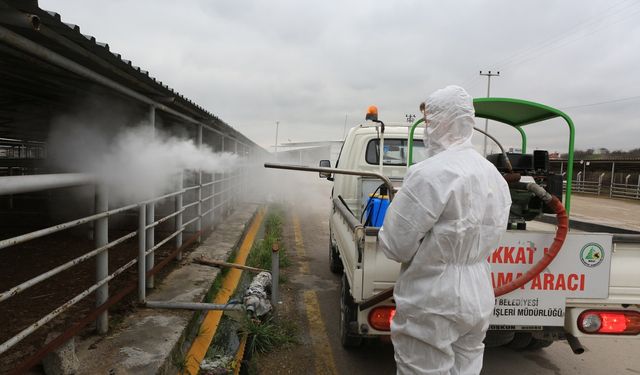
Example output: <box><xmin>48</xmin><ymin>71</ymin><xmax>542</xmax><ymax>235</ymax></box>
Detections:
<box><xmin>460</xmin><ymin>1</ymin><xmax>639</xmax><ymax>89</ymax></box>
<box><xmin>559</xmin><ymin>95</ymin><xmax>640</xmax><ymax>110</ymax></box>
<box><xmin>503</xmin><ymin>6</ymin><xmax>640</xmax><ymax>70</ymax></box>
<box><xmin>459</xmin><ymin>1</ymin><xmax>640</xmax><ymax>94</ymax></box>
<box><xmin>491</xmin><ymin>0</ymin><xmax>640</xmax><ymax>71</ymax></box>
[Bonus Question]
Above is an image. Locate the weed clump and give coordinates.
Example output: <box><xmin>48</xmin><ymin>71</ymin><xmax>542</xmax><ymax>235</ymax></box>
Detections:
<box><xmin>247</xmin><ymin>209</ymin><xmax>290</xmax><ymax>271</ymax></box>
<box><xmin>240</xmin><ymin>316</ymin><xmax>298</xmax><ymax>355</ymax></box>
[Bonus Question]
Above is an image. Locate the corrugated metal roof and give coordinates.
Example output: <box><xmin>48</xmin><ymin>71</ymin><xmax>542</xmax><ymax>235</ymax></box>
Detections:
<box><xmin>0</xmin><ymin>0</ymin><xmax>261</xmax><ymax>149</ymax></box>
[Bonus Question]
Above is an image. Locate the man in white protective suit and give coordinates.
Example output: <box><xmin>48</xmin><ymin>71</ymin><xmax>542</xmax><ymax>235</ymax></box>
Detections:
<box><xmin>379</xmin><ymin>85</ymin><xmax>512</xmax><ymax>375</ymax></box>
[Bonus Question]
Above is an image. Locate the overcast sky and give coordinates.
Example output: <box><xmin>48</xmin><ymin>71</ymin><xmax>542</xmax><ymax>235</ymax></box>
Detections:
<box><xmin>41</xmin><ymin>0</ymin><xmax>640</xmax><ymax>153</ymax></box>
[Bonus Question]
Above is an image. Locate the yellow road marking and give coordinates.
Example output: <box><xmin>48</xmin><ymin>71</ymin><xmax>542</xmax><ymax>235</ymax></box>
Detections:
<box><xmin>293</xmin><ymin>212</ymin><xmax>338</xmax><ymax>375</ymax></box>
<box><xmin>232</xmin><ymin>332</ymin><xmax>248</xmax><ymax>375</ymax></box>
<box><xmin>183</xmin><ymin>208</ymin><xmax>266</xmax><ymax>375</ymax></box>
<box><xmin>292</xmin><ymin>214</ymin><xmax>310</xmax><ymax>274</ymax></box>
<box><xmin>303</xmin><ymin>290</ymin><xmax>338</xmax><ymax>375</ymax></box>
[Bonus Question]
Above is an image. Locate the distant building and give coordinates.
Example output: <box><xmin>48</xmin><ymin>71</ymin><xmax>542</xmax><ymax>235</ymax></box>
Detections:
<box><xmin>276</xmin><ymin>140</ymin><xmax>343</xmax><ymax>166</ymax></box>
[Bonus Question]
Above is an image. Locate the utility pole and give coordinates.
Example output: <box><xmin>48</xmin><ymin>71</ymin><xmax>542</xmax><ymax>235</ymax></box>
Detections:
<box><xmin>274</xmin><ymin>121</ymin><xmax>279</xmax><ymax>161</ymax></box>
<box><xmin>480</xmin><ymin>70</ymin><xmax>500</xmax><ymax>156</ymax></box>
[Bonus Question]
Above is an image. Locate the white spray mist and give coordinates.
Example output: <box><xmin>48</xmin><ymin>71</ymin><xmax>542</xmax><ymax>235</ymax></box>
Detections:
<box><xmin>48</xmin><ymin>120</ymin><xmax>239</xmax><ymax>203</ymax></box>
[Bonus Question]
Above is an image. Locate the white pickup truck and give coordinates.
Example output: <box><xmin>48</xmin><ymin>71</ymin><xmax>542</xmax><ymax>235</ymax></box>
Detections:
<box><xmin>320</xmin><ymin>99</ymin><xmax>640</xmax><ymax>352</ymax></box>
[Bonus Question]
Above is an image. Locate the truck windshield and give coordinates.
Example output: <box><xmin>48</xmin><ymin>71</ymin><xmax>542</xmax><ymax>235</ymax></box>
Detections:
<box><xmin>365</xmin><ymin>138</ymin><xmax>427</xmax><ymax>166</ymax></box>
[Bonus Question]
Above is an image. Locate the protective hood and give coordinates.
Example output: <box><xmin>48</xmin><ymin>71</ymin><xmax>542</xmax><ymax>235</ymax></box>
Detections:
<box><xmin>423</xmin><ymin>85</ymin><xmax>475</xmax><ymax>158</ymax></box>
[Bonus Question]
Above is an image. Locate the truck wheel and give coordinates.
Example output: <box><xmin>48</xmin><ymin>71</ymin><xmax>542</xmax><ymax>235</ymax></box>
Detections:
<box><xmin>329</xmin><ymin>234</ymin><xmax>343</xmax><ymax>274</ymax></box>
<box><xmin>483</xmin><ymin>331</ymin><xmax>514</xmax><ymax>348</ymax></box>
<box><xmin>340</xmin><ymin>274</ymin><xmax>363</xmax><ymax>348</ymax></box>
<box><xmin>526</xmin><ymin>337</ymin><xmax>553</xmax><ymax>351</ymax></box>
<box><xmin>507</xmin><ymin>333</ymin><xmax>533</xmax><ymax>350</ymax></box>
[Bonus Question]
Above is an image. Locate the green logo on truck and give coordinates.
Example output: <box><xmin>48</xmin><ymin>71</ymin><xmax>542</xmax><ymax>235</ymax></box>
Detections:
<box><xmin>580</xmin><ymin>243</ymin><xmax>604</xmax><ymax>267</ymax></box>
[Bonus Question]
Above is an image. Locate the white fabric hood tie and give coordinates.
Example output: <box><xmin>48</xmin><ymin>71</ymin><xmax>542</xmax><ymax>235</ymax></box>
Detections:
<box><xmin>423</xmin><ymin>85</ymin><xmax>475</xmax><ymax>158</ymax></box>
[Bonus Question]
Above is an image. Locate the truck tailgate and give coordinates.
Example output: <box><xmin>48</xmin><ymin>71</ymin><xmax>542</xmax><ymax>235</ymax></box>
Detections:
<box><xmin>360</xmin><ymin>228</ymin><xmax>400</xmax><ymax>300</ymax></box>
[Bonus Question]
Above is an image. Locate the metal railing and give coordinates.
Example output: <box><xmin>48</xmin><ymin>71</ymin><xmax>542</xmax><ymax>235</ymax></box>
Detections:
<box><xmin>563</xmin><ymin>173</ymin><xmax>640</xmax><ymax>201</ymax></box>
<box><xmin>611</xmin><ymin>183</ymin><xmax>640</xmax><ymax>199</ymax></box>
<box><xmin>611</xmin><ymin>174</ymin><xmax>640</xmax><ymax>200</ymax></box>
<box><xmin>571</xmin><ymin>180</ymin><xmax>602</xmax><ymax>195</ymax></box>
<box><xmin>0</xmin><ymin>15</ymin><xmax>268</xmax><ymax>371</ymax></box>
<box><xmin>0</xmin><ymin>168</ymin><xmax>247</xmax><ymax>357</ymax></box>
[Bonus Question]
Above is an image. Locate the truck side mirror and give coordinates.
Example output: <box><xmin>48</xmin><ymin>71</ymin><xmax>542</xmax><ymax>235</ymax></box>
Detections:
<box><xmin>319</xmin><ymin>160</ymin><xmax>331</xmax><ymax>179</ymax></box>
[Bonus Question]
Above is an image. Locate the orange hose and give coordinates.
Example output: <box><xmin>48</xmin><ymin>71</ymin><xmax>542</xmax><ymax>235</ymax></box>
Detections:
<box><xmin>493</xmin><ymin>196</ymin><xmax>569</xmax><ymax>297</ymax></box>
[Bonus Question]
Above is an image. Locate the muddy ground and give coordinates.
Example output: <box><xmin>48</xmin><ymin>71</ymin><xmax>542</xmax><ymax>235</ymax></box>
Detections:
<box><xmin>0</xmin><ymin>225</ymin><xmax>195</xmax><ymax>373</ymax></box>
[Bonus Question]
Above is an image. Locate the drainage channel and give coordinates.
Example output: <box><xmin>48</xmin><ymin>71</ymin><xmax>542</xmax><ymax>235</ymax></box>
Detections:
<box><xmin>183</xmin><ymin>207</ymin><xmax>266</xmax><ymax>374</ymax></box>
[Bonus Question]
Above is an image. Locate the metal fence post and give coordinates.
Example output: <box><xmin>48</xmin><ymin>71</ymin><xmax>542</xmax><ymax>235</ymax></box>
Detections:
<box><xmin>576</xmin><ymin>172</ymin><xmax>582</xmax><ymax>192</ymax></box>
<box><xmin>221</xmin><ymin>135</ymin><xmax>227</xmax><ymax>218</ymax></box>
<box><xmin>598</xmin><ymin>173</ymin><xmax>605</xmax><ymax>196</ymax></box>
<box><xmin>146</xmin><ymin>105</ymin><xmax>156</xmax><ymax>288</ymax></box>
<box><xmin>95</xmin><ymin>183</ymin><xmax>109</xmax><ymax>334</ymax></box>
<box><xmin>197</xmin><ymin>125</ymin><xmax>203</xmax><ymax>242</ymax></box>
<box><xmin>209</xmin><ymin>172</ymin><xmax>215</xmax><ymax>230</ymax></box>
<box><xmin>145</xmin><ymin>202</ymin><xmax>155</xmax><ymax>289</ymax></box>
<box><xmin>234</xmin><ymin>139</ymin><xmax>239</xmax><ymax>207</ymax></box>
<box><xmin>271</xmin><ymin>242</ymin><xmax>280</xmax><ymax>310</ymax></box>
<box><xmin>138</xmin><ymin>205</ymin><xmax>146</xmax><ymax>303</ymax></box>
<box><xmin>610</xmin><ymin>162</ymin><xmax>615</xmax><ymax>198</ymax></box>
<box><xmin>176</xmin><ymin>171</ymin><xmax>183</xmax><ymax>261</ymax></box>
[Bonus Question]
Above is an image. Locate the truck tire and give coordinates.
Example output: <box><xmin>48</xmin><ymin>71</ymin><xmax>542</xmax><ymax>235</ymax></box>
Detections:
<box><xmin>329</xmin><ymin>233</ymin><xmax>343</xmax><ymax>274</ymax></box>
<box><xmin>526</xmin><ymin>337</ymin><xmax>553</xmax><ymax>351</ymax></box>
<box><xmin>507</xmin><ymin>332</ymin><xmax>533</xmax><ymax>350</ymax></box>
<box><xmin>340</xmin><ymin>274</ymin><xmax>363</xmax><ymax>348</ymax></box>
<box><xmin>483</xmin><ymin>331</ymin><xmax>514</xmax><ymax>348</ymax></box>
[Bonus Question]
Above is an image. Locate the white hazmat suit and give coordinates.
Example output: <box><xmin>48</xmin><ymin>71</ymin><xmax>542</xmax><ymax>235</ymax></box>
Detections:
<box><xmin>379</xmin><ymin>86</ymin><xmax>511</xmax><ymax>375</ymax></box>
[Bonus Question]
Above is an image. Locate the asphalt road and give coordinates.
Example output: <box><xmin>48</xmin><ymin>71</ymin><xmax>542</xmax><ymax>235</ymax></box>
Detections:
<box><xmin>280</xmin><ymin>181</ymin><xmax>640</xmax><ymax>375</ymax></box>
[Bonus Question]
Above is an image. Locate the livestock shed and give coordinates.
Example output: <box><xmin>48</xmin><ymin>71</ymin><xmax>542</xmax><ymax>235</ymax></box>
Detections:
<box><xmin>0</xmin><ymin>1</ymin><xmax>267</xmax><ymax>371</ymax></box>
<box><xmin>276</xmin><ymin>140</ymin><xmax>343</xmax><ymax>166</ymax></box>
<box><xmin>550</xmin><ymin>158</ymin><xmax>640</xmax><ymax>200</ymax></box>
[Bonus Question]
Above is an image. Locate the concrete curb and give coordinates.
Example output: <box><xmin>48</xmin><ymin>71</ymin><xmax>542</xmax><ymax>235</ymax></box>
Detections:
<box><xmin>74</xmin><ymin>204</ymin><xmax>260</xmax><ymax>375</ymax></box>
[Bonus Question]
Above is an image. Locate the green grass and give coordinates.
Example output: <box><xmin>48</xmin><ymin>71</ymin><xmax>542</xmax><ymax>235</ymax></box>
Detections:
<box><xmin>241</xmin><ymin>208</ymin><xmax>298</xmax><ymax>355</ymax></box>
<box><xmin>246</xmin><ymin>210</ymin><xmax>290</xmax><ymax>272</ymax></box>
<box><xmin>171</xmin><ymin>349</ymin><xmax>190</xmax><ymax>373</ymax></box>
<box><xmin>240</xmin><ymin>316</ymin><xmax>298</xmax><ymax>355</ymax></box>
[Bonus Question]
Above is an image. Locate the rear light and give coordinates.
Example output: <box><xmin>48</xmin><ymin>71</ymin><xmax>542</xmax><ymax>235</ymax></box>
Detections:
<box><xmin>578</xmin><ymin>310</ymin><xmax>640</xmax><ymax>335</ymax></box>
<box><xmin>368</xmin><ymin>306</ymin><xmax>396</xmax><ymax>331</ymax></box>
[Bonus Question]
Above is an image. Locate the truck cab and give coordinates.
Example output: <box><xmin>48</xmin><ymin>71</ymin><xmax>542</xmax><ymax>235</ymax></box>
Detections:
<box><xmin>326</xmin><ymin>122</ymin><xmax>423</xmax><ymax>346</ymax></box>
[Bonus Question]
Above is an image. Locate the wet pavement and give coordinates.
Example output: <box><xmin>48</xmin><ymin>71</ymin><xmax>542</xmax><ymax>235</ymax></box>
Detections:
<box><xmin>569</xmin><ymin>194</ymin><xmax>640</xmax><ymax>232</ymax></box>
